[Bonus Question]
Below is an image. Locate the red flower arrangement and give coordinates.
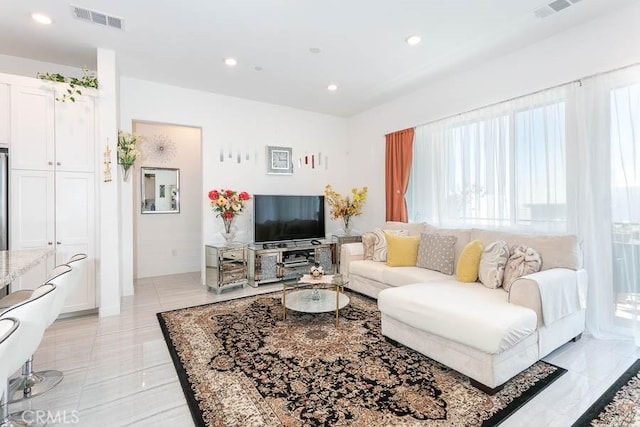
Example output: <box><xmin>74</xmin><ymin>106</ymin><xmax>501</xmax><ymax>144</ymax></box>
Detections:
<box><xmin>207</xmin><ymin>189</ymin><xmax>251</xmax><ymax>220</ymax></box>
<box><xmin>208</xmin><ymin>189</ymin><xmax>251</xmax><ymax>240</ymax></box>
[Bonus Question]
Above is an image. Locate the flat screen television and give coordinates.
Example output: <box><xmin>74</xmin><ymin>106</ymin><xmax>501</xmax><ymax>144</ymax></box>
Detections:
<box><xmin>253</xmin><ymin>195</ymin><xmax>325</xmax><ymax>243</ymax></box>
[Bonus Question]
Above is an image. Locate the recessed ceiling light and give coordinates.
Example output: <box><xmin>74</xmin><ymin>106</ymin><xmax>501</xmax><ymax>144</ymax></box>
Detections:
<box><xmin>224</xmin><ymin>58</ymin><xmax>237</xmax><ymax>67</ymax></box>
<box><xmin>254</xmin><ymin>66</ymin><xmax>263</xmax><ymax>72</ymax></box>
<box><xmin>31</xmin><ymin>13</ymin><xmax>53</xmax><ymax>25</ymax></box>
<box><xmin>327</xmin><ymin>84</ymin><xmax>338</xmax><ymax>92</ymax></box>
<box><xmin>309</xmin><ymin>47</ymin><xmax>321</xmax><ymax>54</ymax></box>
<box><xmin>405</xmin><ymin>35</ymin><xmax>421</xmax><ymax>46</ymax></box>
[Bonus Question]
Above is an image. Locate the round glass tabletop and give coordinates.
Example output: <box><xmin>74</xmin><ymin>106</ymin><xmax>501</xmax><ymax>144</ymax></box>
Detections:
<box><xmin>284</xmin><ymin>289</ymin><xmax>350</xmax><ymax>314</ymax></box>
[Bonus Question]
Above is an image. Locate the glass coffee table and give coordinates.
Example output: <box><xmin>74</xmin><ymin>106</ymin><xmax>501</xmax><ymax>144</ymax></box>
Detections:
<box><xmin>282</xmin><ymin>274</ymin><xmax>349</xmax><ymax>326</ymax></box>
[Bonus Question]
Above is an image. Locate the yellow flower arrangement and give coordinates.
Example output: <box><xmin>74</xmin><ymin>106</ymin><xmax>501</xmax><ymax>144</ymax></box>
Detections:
<box><xmin>324</xmin><ymin>185</ymin><xmax>368</xmax><ymax>233</ymax></box>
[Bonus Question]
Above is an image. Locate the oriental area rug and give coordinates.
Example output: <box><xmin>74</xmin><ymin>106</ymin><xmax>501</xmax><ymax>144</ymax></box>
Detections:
<box><xmin>157</xmin><ymin>291</ymin><xmax>566</xmax><ymax>427</ymax></box>
<box><xmin>572</xmin><ymin>359</ymin><xmax>640</xmax><ymax>426</ymax></box>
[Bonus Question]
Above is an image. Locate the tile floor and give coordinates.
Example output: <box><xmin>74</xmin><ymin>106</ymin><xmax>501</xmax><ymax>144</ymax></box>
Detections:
<box><xmin>7</xmin><ymin>272</ymin><xmax>640</xmax><ymax>426</ymax></box>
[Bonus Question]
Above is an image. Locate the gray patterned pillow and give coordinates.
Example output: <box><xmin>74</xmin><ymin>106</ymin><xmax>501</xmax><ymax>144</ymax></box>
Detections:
<box><xmin>372</xmin><ymin>228</ymin><xmax>408</xmax><ymax>262</ymax></box>
<box><xmin>503</xmin><ymin>245</ymin><xmax>542</xmax><ymax>291</ymax></box>
<box><xmin>478</xmin><ymin>240</ymin><xmax>510</xmax><ymax>289</ymax></box>
<box><xmin>417</xmin><ymin>233</ymin><xmax>457</xmax><ymax>275</ymax></box>
<box><xmin>362</xmin><ymin>232</ymin><xmax>376</xmax><ymax>260</ymax></box>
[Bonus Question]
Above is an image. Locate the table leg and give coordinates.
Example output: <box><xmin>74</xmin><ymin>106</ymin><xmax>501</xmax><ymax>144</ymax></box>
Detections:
<box><xmin>282</xmin><ymin>287</ymin><xmax>287</xmax><ymax>321</ymax></box>
<box><xmin>335</xmin><ymin>284</ymin><xmax>339</xmax><ymax>327</ymax></box>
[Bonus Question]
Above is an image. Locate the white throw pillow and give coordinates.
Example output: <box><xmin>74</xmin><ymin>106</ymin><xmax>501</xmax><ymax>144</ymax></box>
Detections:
<box><xmin>478</xmin><ymin>240</ymin><xmax>510</xmax><ymax>289</ymax></box>
<box><xmin>503</xmin><ymin>244</ymin><xmax>542</xmax><ymax>291</ymax></box>
<box><xmin>372</xmin><ymin>228</ymin><xmax>407</xmax><ymax>262</ymax></box>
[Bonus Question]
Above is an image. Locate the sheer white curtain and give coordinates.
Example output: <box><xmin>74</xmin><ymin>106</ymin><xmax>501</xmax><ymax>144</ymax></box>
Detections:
<box><xmin>573</xmin><ymin>66</ymin><xmax>640</xmax><ymax>342</ymax></box>
<box><xmin>408</xmin><ymin>87</ymin><xmax>568</xmax><ymax>233</ymax></box>
<box><xmin>407</xmin><ymin>66</ymin><xmax>640</xmax><ymax>341</ymax></box>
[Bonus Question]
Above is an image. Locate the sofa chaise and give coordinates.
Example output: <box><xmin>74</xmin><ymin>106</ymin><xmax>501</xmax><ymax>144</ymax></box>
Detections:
<box><xmin>340</xmin><ymin>221</ymin><xmax>587</xmax><ymax>393</ymax></box>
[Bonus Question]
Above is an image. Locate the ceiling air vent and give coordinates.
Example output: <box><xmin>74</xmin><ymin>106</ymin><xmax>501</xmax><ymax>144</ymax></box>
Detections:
<box><xmin>70</xmin><ymin>5</ymin><xmax>124</xmax><ymax>30</ymax></box>
<box><xmin>534</xmin><ymin>0</ymin><xmax>581</xmax><ymax>18</ymax></box>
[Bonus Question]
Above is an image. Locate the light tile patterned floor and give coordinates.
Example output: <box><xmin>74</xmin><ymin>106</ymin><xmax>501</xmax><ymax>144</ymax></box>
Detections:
<box><xmin>6</xmin><ymin>272</ymin><xmax>639</xmax><ymax>426</ymax></box>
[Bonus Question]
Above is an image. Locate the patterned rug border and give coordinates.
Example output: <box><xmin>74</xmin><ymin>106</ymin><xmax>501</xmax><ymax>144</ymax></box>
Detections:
<box><xmin>157</xmin><ymin>291</ymin><xmax>568</xmax><ymax>427</ymax></box>
<box><xmin>572</xmin><ymin>358</ymin><xmax>640</xmax><ymax>426</ymax></box>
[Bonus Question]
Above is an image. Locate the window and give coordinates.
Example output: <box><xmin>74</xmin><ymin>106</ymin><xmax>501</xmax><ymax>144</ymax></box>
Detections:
<box><xmin>408</xmin><ymin>93</ymin><xmax>567</xmax><ymax>232</ymax></box>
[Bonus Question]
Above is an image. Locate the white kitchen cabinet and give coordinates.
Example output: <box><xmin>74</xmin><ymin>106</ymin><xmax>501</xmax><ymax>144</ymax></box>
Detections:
<box><xmin>0</xmin><ymin>84</ymin><xmax>9</xmax><ymax>145</ymax></box>
<box><xmin>9</xmin><ymin>86</ymin><xmax>55</xmax><ymax>170</ymax></box>
<box><xmin>10</xmin><ymin>86</ymin><xmax>95</xmax><ymax>172</ymax></box>
<box><xmin>9</xmin><ymin>84</ymin><xmax>97</xmax><ymax>314</ymax></box>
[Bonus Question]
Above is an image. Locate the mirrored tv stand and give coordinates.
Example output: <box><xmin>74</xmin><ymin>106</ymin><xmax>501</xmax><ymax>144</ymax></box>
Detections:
<box><xmin>248</xmin><ymin>240</ymin><xmax>334</xmax><ymax>286</ymax></box>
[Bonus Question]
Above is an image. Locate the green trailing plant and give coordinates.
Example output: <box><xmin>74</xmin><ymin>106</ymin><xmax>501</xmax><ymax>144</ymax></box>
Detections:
<box><xmin>36</xmin><ymin>67</ymin><xmax>98</xmax><ymax>102</ymax></box>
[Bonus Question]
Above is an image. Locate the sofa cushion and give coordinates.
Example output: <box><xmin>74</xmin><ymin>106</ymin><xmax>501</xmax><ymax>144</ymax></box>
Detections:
<box><xmin>429</xmin><ymin>227</ymin><xmax>471</xmax><ymax>269</ymax></box>
<box><xmin>378</xmin><ymin>282</ymin><xmax>537</xmax><ymax>354</ymax></box>
<box><xmin>417</xmin><ymin>233</ymin><xmax>456</xmax><ymax>275</ymax></box>
<box><xmin>478</xmin><ymin>240</ymin><xmax>510</xmax><ymax>289</ymax></box>
<box><xmin>386</xmin><ymin>234</ymin><xmax>420</xmax><ymax>267</ymax></box>
<box><xmin>503</xmin><ymin>245</ymin><xmax>542</xmax><ymax>291</ymax></box>
<box><xmin>362</xmin><ymin>232</ymin><xmax>376</xmax><ymax>260</ymax></box>
<box><xmin>372</xmin><ymin>228</ymin><xmax>408</xmax><ymax>262</ymax></box>
<box><xmin>456</xmin><ymin>239</ymin><xmax>484</xmax><ymax>282</ymax></box>
<box><xmin>381</xmin><ymin>266</ymin><xmax>454</xmax><ymax>287</ymax></box>
<box><xmin>470</xmin><ymin>229</ymin><xmax>580</xmax><ymax>271</ymax></box>
<box><xmin>383</xmin><ymin>221</ymin><xmax>430</xmax><ymax>236</ymax></box>
<box><xmin>349</xmin><ymin>260</ymin><xmax>387</xmax><ymax>283</ymax></box>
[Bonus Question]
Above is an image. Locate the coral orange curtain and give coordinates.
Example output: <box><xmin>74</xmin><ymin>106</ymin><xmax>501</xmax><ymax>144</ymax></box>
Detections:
<box><xmin>385</xmin><ymin>128</ymin><xmax>414</xmax><ymax>222</ymax></box>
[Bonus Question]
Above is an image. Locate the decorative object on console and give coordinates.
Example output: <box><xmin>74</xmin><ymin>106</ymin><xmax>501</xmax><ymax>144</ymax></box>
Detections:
<box><xmin>103</xmin><ymin>144</ymin><xmax>112</xmax><ymax>183</ymax></box>
<box><xmin>324</xmin><ymin>184</ymin><xmax>368</xmax><ymax>235</ymax></box>
<box><xmin>208</xmin><ymin>188</ymin><xmax>251</xmax><ymax>243</ymax></box>
<box><xmin>142</xmin><ymin>134</ymin><xmax>176</xmax><ymax>164</ymax></box>
<box><xmin>36</xmin><ymin>67</ymin><xmax>98</xmax><ymax>102</ymax></box>
<box><xmin>309</xmin><ymin>262</ymin><xmax>324</xmax><ymax>278</ymax></box>
<box><xmin>266</xmin><ymin>146</ymin><xmax>293</xmax><ymax>175</ymax></box>
<box><xmin>117</xmin><ymin>130</ymin><xmax>140</xmax><ymax>182</ymax></box>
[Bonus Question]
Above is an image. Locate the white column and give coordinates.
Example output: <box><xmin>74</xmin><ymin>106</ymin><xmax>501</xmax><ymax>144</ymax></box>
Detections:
<box><xmin>119</xmin><ymin>148</ymin><xmax>134</xmax><ymax>296</ymax></box>
<box><xmin>97</xmin><ymin>48</ymin><xmax>121</xmax><ymax>316</ymax></box>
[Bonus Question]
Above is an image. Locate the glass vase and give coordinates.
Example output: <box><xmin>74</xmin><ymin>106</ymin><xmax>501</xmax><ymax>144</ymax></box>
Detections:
<box><xmin>121</xmin><ymin>164</ymin><xmax>132</xmax><ymax>182</ymax></box>
<box><xmin>342</xmin><ymin>216</ymin><xmax>352</xmax><ymax>235</ymax></box>
<box><xmin>221</xmin><ymin>217</ymin><xmax>236</xmax><ymax>243</ymax></box>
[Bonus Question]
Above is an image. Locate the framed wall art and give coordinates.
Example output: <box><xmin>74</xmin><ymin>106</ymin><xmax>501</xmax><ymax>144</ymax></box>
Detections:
<box><xmin>266</xmin><ymin>145</ymin><xmax>293</xmax><ymax>175</ymax></box>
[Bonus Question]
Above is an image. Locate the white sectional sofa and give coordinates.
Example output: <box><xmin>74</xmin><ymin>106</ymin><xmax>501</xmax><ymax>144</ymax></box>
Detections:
<box><xmin>340</xmin><ymin>222</ymin><xmax>587</xmax><ymax>392</ymax></box>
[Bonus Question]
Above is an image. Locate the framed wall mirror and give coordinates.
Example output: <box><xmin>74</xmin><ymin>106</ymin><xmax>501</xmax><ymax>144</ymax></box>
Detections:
<box><xmin>141</xmin><ymin>167</ymin><xmax>180</xmax><ymax>214</ymax></box>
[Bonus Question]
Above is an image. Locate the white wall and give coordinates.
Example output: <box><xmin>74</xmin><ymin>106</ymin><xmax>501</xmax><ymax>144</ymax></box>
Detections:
<box><xmin>348</xmin><ymin>2</ymin><xmax>640</xmax><ymax>232</ymax></box>
<box><xmin>132</xmin><ymin>122</ymin><xmax>202</xmax><ymax>278</ymax></box>
<box><xmin>119</xmin><ymin>78</ymin><xmax>350</xmax><ymax>279</ymax></box>
<box><xmin>0</xmin><ymin>54</ymin><xmax>86</xmax><ymax>80</ymax></box>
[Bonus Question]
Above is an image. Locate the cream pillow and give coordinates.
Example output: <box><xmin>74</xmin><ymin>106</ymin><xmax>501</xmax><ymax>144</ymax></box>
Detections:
<box><xmin>372</xmin><ymin>228</ymin><xmax>408</xmax><ymax>262</ymax></box>
<box><xmin>456</xmin><ymin>239</ymin><xmax>484</xmax><ymax>283</ymax></box>
<box><xmin>416</xmin><ymin>233</ymin><xmax>457</xmax><ymax>275</ymax></box>
<box><xmin>503</xmin><ymin>245</ymin><xmax>542</xmax><ymax>291</ymax></box>
<box><xmin>385</xmin><ymin>234</ymin><xmax>421</xmax><ymax>267</ymax></box>
<box><xmin>478</xmin><ymin>240</ymin><xmax>510</xmax><ymax>289</ymax></box>
<box><xmin>361</xmin><ymin>232</ymin><xmax>376</xmax><ymax>260</ymax></box>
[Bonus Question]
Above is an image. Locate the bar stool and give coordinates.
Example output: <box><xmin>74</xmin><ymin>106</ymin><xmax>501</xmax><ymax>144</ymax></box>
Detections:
<box><xmin>6</xmin><ymin>266</ymin><xmax>72</xmax><ymax>403</ymax></box>
<box><xmin>0</xmin><ymin>283</ymin><xmax>58</xmax><ymax>427</ymax></box>
<box><xmin>0</xmin><ymin>264</ymin><xmax>74</xmax><ymax>312</ymax></box>
<box><xmin>0</xmin><ymin>318</ymin><xmax>20</xmax><ymax>426</ymax></box>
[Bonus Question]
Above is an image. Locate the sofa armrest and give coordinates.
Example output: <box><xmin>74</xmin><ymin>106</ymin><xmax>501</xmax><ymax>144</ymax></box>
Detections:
<box><xmin>508</xmin><ymin>268</ymin><xmax>587</xmax><ymax>328</ymax></box>
<box><xmin>339</xmin><ymin>243</ymin><xmax>364</xmax><ymax>275</ymax></box>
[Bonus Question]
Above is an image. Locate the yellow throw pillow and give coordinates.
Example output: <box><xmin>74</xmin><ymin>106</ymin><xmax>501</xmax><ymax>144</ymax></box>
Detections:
<box><xmin>456</xmin><ymin>239</ymin><xmax>484</xmax><ymax>282</ymax></box>
<box><xmin>385</xmin><ymin>233</ymin><xmax>421</xmax><ymax>267</ymax></box>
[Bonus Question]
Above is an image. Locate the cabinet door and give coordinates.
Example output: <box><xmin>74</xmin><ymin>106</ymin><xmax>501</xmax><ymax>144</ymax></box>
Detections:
<box><xmin>9</xmin><ymin>170</ymin><xmax>55</xmax><ymax>291</ymax></box>
<box><xmin>0</xmin><ymin>83</ymin><xmax>9</xmax><ymax>146</ymax></box>
<box><xmin>55</xmin><ymin>94</ymin><xmax>95</xmax><ymax>172</ymax></box>
<box><xmin>10</xmin><ymin>86</ymin><xmax>55</xmax><ymax>170</ymax></box>
<box><xmin>55</xmin><ymin>172</ymin><xmax>95</xmax><ymax>313</ymax></box>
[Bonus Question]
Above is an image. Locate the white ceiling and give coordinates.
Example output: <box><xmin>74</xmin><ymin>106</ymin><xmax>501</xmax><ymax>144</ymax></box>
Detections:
<box><xmin>0</xmin><ymin>0</ymin><xmax>637</xmax><ymax>117</ymax></box>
